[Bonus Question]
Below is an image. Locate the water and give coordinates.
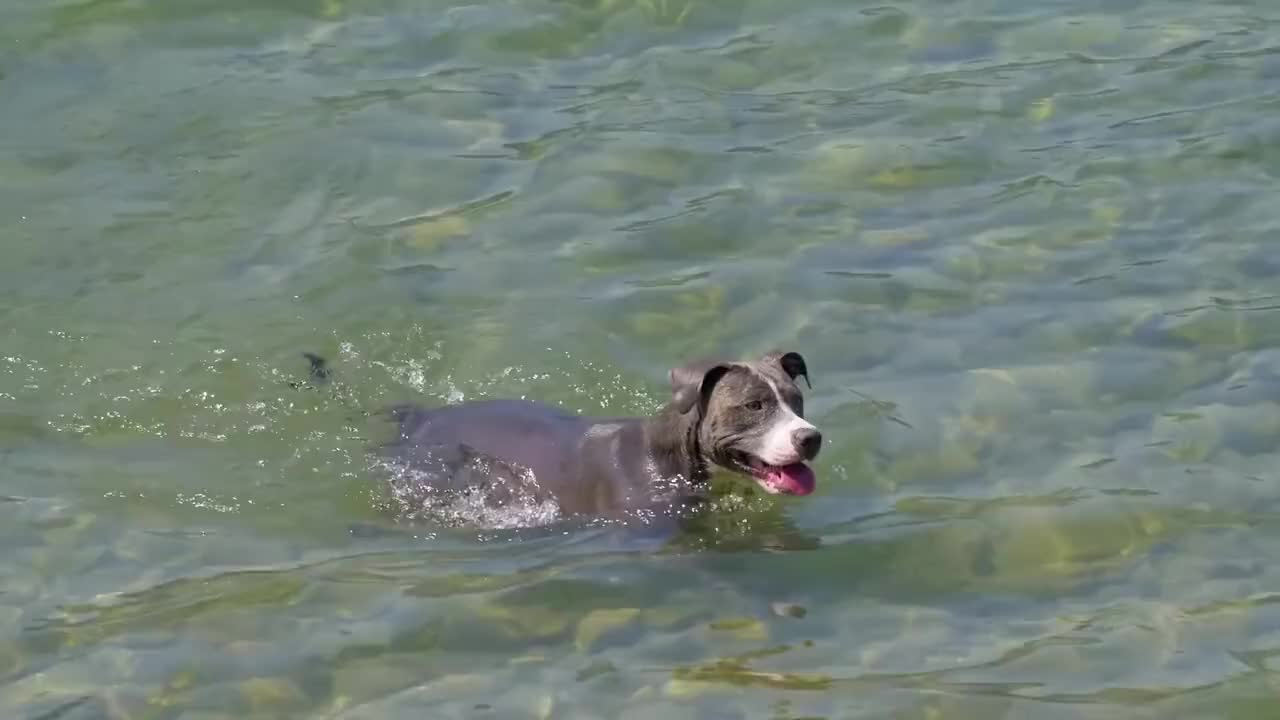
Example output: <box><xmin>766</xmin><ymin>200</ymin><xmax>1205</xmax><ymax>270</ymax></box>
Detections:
<box><xmin>4</xmin><ymin>0</ymin><xmax>1280</xmax><ymax>716</ymax></box>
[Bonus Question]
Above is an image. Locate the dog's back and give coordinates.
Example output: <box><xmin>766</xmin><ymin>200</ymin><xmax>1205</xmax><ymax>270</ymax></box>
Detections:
<box><xmin>378</xmin><ymin>399</ymin><xmax>657</xmax><ymax>518</ymax></box>
<box><xmin>387</xmin><ymin>399</ymin><xmax>583</xmax><ymax>472</ymax></box>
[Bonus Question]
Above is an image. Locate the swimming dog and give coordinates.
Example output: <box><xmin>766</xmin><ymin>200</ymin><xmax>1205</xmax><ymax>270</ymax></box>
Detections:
<box><xmin>366</xmin><ymin>351</ymin><xmax>822</xmax><ymax>520</ymax></box>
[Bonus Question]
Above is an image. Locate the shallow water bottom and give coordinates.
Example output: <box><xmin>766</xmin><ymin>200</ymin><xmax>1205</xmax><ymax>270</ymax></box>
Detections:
<box><xmin>6</xmin><ymin>0</ymin><xmax>1280</xmax><ymax>716</ymax></box>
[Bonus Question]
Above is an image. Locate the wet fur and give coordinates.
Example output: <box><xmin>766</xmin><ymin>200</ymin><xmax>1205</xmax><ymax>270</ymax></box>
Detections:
<box><xmin>307</xmin><ymin>351</ymin><xmax>821</xmax><ymax>522</ymax></box>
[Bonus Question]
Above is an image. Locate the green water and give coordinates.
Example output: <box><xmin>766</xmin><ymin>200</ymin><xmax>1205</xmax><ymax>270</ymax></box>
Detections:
<box><xmin>5</xmin><ymin>0</ymin><xmax>1280</xmax><ymax>716</ymax></box>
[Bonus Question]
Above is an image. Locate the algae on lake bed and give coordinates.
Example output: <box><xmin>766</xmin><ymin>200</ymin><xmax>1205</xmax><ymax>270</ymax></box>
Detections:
<box><xmin>5</xmin><ymin>0</ymin><xmax>1280</xmax><ymax>717</ymax></box>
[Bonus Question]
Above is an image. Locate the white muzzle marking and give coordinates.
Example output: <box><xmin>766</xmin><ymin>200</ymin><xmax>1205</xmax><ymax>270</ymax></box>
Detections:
<box><xmin>752</xmin><ymin>376</ymin><xmax>815</xmax><ymax>466</ymax></box>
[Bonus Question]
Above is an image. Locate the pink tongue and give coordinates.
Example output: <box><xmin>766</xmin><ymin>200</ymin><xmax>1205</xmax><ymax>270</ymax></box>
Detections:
<box><xmin>765</xmin><ymin>463</ymin><xmax>816</xmax><ymax>495</ymax></box>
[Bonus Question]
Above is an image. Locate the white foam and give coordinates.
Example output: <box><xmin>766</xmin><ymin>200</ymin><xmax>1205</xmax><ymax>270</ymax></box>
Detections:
<box><xmin>372</xmin><ymin>455</ymin><xmax>563</xmax><ymax>530</ymax></box>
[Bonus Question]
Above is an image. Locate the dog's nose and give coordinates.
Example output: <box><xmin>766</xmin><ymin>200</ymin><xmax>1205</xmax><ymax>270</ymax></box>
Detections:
<box><xmin>793</xmin><ymin>428</ymin><xmax>822</xmax><ymax>460</ymax></box>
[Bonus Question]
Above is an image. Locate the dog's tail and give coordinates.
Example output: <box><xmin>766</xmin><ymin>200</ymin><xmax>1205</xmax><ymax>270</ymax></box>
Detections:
<box><xmin>289</xmin><ymin>352</ymin><xmax>334</xmax><ymax>390</ymax></box>
<box><xmin>292</xmin><ymin>352</ymin><xmax>410</xmax><ymax>429</ymax></box>
<box><xmin>291</xmin><ymin>352</ymin><xmax>373</xmax><ymax>422</ymax></box>
<box><xmin>302</xmin><ymin>352</ymin><xmax>332</xmax><ymax>384</ymax></box>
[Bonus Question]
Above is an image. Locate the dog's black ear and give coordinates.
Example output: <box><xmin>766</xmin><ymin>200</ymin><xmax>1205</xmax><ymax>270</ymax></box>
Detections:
<box><xmin>669</xmin><ymin>361</ymin><xmax>733</xmax><ymax>415</ymax></box>
<box><xmin>764</xmin><ymin>351</ymin><xmax>810</xmax><ymax>389</ymax></box>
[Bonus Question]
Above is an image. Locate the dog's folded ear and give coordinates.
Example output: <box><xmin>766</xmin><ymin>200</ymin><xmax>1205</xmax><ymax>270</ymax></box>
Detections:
<box><xmin>669</xmin><ymin>360</ymin><xmax>733</xmax><ymax>415</ymax></box>
<box><xmin>763</xmin><ymin>351</ymin><xmax>811</xmax><ymax>389</ymax></box>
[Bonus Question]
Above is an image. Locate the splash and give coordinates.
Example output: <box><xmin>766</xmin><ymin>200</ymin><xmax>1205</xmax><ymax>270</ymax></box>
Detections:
<box><xmin>174</xmin><ymin>492</ymin><xmax>244</xmax><ymax>514</ymax></box>
<box><xmin>16</xmin><ymin>325</ymin><xmax>669</xmax><ymax>530</ymax></box>
<box><xmin>370</xmin><ymin>451</ymin><xmax>563</xmax><ymax>530</ymax></box>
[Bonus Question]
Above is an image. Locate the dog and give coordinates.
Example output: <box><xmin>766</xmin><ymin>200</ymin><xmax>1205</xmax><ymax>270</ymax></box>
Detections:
<box><xmin>339</xmin><ymin>350</ymin><xmax>823</xmax><ymax>523</ymax></box>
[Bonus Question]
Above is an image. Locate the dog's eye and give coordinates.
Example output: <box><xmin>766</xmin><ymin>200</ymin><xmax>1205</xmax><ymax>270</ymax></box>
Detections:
<box><xmin>745</xmin><ymin>400</ymin><xmax>764</xmax><ymax>412</ymax></box>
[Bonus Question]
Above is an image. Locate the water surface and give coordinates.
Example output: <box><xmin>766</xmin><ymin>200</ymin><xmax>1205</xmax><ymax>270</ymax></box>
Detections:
<box><xmin>4</xmin><ymin>0</ymin><xmax>1280</xmax><ymax>717</ymax></box>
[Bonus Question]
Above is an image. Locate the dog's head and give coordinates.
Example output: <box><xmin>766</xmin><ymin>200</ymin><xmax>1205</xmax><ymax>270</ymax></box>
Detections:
<box><xmin>668</xmin><ymin>351</ymin><xmax>822</xmax><ymax>496</ymax></box>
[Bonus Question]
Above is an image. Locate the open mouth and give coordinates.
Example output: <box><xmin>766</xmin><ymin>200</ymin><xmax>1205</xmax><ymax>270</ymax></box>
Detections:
<box><xmin>741</xmin><ymin>454</ymin><xmax>816</xmax><ymax>496</ymax></box>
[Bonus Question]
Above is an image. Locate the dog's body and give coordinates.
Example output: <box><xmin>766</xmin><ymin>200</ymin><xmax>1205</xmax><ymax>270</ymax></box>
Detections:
<box><xmin>369</xmin><ymin>351</ymin><xmax>823</xmax><ymax>521</ymax></box>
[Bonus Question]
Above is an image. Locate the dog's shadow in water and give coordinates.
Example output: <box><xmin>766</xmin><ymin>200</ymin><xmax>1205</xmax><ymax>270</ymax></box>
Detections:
<box><xmin>347</xmin><ymin>484</ymin><xmax>822</xmax><ymax>557</ymax></box>
<box><xmin>655</xmin><ymin>486</ymin><xmax>823</xmax><ymax>554</ymax></box>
